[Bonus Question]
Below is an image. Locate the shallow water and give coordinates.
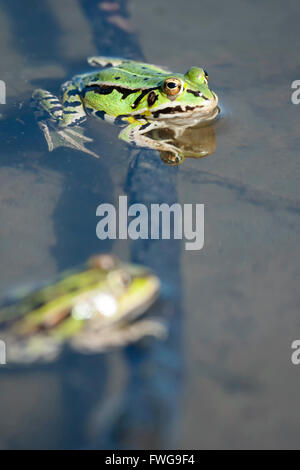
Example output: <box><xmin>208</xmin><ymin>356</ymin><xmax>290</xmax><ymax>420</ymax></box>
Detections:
<box><xmin>0</xmin><ymin>0</ymin><xmax>300</xmax><ymax>449</ymax></box>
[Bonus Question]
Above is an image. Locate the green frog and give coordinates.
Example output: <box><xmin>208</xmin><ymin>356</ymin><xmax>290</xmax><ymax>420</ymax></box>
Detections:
<box><xmin>32</xmin><ymin>56</ymin><xmax>219</xmax><ymax>163</ymax></box>
<box><xmin>0</xmin><ymin>254</ymin><xmax>165</xmax><ymax>363</ymax></box>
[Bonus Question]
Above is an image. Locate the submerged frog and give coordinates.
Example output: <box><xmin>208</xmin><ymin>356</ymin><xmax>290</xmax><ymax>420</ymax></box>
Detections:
<box><xmin>0</xmin><ymin>254</ymin><xmax>165</xmax><ymax>363</ymax></box>
<box><xmin>32</xmin><ymin>56</ymin><xmax>219</xmax><ymax>163</ymax></box>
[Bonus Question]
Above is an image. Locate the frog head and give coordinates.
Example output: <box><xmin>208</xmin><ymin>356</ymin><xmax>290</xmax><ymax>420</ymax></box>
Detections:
<box><xmin>70</xmin><ymin>255</ymin><xmax>160</xmax><ymax>326</ymax></box>
<box><xmin>144</xmin><ymin>66</ymin><xmax>218</xmax><ymax>123</ymax></box>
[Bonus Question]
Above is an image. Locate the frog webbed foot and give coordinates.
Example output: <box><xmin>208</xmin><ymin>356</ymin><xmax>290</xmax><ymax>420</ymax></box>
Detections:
<box><xmin>37</xmin><ymin>119</ymin><xmax>100</xmax><ymax>159</ymax></box>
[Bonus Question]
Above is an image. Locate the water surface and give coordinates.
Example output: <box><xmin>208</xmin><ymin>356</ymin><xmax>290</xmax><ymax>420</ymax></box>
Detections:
<box><xmin>0</xmin><ymin>0</ymin><xmax>300</xmax><ymax>449</ymax></box>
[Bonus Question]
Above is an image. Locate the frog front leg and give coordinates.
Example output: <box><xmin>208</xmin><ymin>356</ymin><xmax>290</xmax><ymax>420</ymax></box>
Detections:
<box><xmin>32</xmin><ymin>82</ymin><xmax>99</xmax><ymax>158</ymax></box>
<box><xmin>119</xmin><ymin>119</ymin><xmax>184</xmax><ymax>164</ymax></box>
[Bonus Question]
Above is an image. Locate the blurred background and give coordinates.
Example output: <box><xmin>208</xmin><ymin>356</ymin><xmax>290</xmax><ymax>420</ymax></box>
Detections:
<box><xmin>0</xmin><ymin>0</ymin><xmax>300</xmax><ymax>449</ymax></box>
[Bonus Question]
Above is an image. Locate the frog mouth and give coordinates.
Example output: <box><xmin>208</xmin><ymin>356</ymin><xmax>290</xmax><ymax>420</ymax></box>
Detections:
<box><xmin>152</xmin><ymin>104</ymin><xmax>202</xmax><ymax>118</ymax></box>
<box><xmin>150</xmin><ymin>93</ymin><xmax>218</xmax><ymax>120</ymax></box>
<box><xmin>151</xmin><ymin>101</ymin><xmax>219</xmax><ymax>121</ymax></box>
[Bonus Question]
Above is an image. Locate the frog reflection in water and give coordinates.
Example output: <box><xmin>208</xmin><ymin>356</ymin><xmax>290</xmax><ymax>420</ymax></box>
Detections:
<box><xmin>0</xmin><ymin>255</ymin><xmax>165</xmax><ymax>363</ymax></box>
<box><xmin>32</xmin><ymin>57</ymin><xmax>219</xmax><ymax>164</ymax></box>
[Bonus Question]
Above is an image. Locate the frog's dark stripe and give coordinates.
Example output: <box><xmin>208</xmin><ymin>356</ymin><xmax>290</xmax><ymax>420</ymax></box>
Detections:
<box><xmin>50</xmin><ymin>106</ymin><xmax>63</xmax><ymax>113</ymax></box>
<box><xmin>114</xmin><ymin>114</ymin><xmax>130</xmax><ymax>126</ymax></box>
<box><xmin>83</xmin><ymin>85</ymin><xmax>161</xmax><ymax>106</ymax></box>
<box><xmin>84</xmin><ymin>107</ymin><xmax>104</xmax><ymax>119</ymax></box>
<box><xmin>63</xmin><ymin>100</ymin><xmax>82</xmax><ymax>107</ymax></box>
<box><xmin>187</xmin><ymin>89</ymin><xmax>209</xmax><ymax>99</ymax></box>
<box><xmin>64</xmin><ymin>110</ymin><xmax>77</xmax><ymax>114</ymax></box>
<box><xmin>65</xmin><ymin>89</ymin><xmax>80</xmax><ymax>97</ymax></box>
<box><xmin>85</xmin><ymin>106</ymin><xmax>94</xmax><ymax>113</ymax></box>
<box><xmin>68</xmin><ymin>116</ymin><xmax>86</xmax><ymax>126</ymax></box>
<box><xmin>152</xmin><ymin>105</ymin><xmax>200</xmax><ymax>118</ymax></box>
<box><xmin>42</xmin><ymin>96</ymin><xmax>60</xmax><ymax>102</ymax></box>
<box><xmin>139</xmin><ymin>122</ymin><xmax>151</xmax><ymax>131</ymax></box>
<box><xmin>131</xmin><ymin>89</ymin><xmax>149</xmax><ymax>109</ymax></box>
<box><xmin>131</xmin><ymin>87</ymin><xmax>161</xmax><ymax>109</ymax></box>
<box><xmin>95</xmin><ymin>110</ymin><xmax>105</xmax><ymax>120</ymax></box>
<box><xmin>82</xmin><ymin>84</ymin><xmax>136</xmax><ymax>100</ymax></box>
<box><xmin>74</xmin><ymin>116</ymin><xmax>86</xmax><ymax>124</ymax></box>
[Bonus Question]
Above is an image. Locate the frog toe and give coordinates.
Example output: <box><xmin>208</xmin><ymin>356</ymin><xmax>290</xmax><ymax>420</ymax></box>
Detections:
<box><xmin>57</xmin><ymin>128</ymin><xmax>100</xmax><ymax>158</ymax></box>
<box><xmin>160</xmin><ymin>151</ymin><xmax>185</xmax><ymax>166</ymax></box>
<box><xmin>37</xmin><ymin>120</ymin><xmax>100</xmax><ymax>159</ymax></box>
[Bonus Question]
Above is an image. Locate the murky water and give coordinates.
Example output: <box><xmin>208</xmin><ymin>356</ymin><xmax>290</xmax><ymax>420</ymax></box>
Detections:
<box><xmin>0</xmin><ymin>0</ymin><xmax>299</xmax><ymax>449</ymax></box>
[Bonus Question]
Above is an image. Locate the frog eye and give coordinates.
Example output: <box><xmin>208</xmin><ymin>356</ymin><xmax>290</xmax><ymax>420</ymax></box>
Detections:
<box><xmin>89</xmin><ymin>254</ymin><xmax>118</xmax><ymax>271</ymax></box>
<box><xmin>185</xmin><ymin>67</ymin><xmax>208</xmax><ymax>85</ymax></box>
<box><xmin>163</xmin><ymin>78</ymin><xmax>182</xmax><ymax>96</ymax></box>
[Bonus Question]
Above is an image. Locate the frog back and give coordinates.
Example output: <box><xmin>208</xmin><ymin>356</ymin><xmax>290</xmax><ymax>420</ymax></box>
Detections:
<box><xmin>80</xmin><ymin>63</ymin><xmax>173</xmax><ymax>90</ymax></box>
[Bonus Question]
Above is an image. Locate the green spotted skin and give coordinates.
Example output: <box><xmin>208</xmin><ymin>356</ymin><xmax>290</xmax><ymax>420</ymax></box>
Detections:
<box><xmin>32</xmin><ymin>56</ymin><xmax>219</xmax><ymax>162</ymax></box>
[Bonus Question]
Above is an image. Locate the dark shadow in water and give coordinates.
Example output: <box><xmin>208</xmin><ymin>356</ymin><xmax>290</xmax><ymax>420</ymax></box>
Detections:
<box><xmin>80</xmin><ymin>0</ymin><xmax>144</xmax><ymax>60</ymax></box>
<box><xmin>88</xmin><ymin>152</ymin><xmax>183</xmax><ymax>450</ymax></box>
<box><xmin>123</xmin><ymin>152</ymin><xmax>183</xmax><ymax>449</ymax></box>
